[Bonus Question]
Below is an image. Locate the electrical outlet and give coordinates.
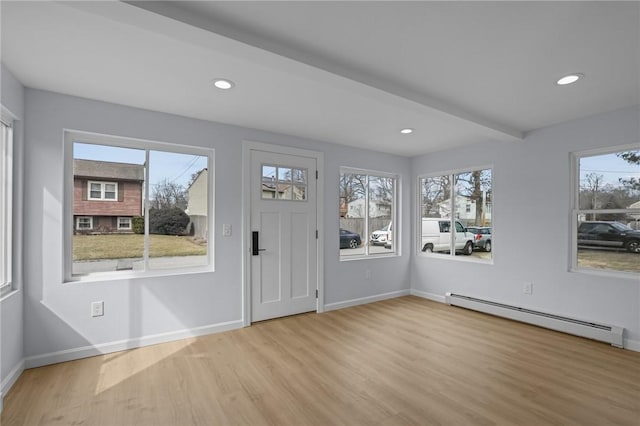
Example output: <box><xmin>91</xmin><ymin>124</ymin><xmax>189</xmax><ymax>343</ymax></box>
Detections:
<box><xmin>91</xmin><ymin>301</ymin><xmax>104</xmax><ymax>317</ymax></box>
<box><xmin>222</xmin><ymin>224</ymin><xmax>232</xmax><ymax>237</ymax></box>
<box><xmin>523</xmin><ymin>282</ymin><xmax>533</xmax><ymax>295</ymax></box>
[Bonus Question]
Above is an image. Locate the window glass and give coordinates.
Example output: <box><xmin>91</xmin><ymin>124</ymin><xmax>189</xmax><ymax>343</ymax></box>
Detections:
<box><xmin>261</xmin><ymin>164</ymin><xmax>307</xmax><ymax>201</ymax></box>
<box><xmin>70</xmin><ymin>139</ymin><xmax>211</xmax><ymax>278</ymax></box>
<box><xmin>148</xmin><ymin>150</ymin><xmax>208</xmax><ymax>270</ymax></box>
<box><xmin>339</xmin><ymin>170</ymin><xmax>397</xmax><ymax>259</ymax></box>
<box><xmin>419</xmin><ymin>168</ymin><xmax>492</xmax><ymax>260</ymax></box>
<box><xmin>575</xmin><ymin>148</ymin><xmax>640</xmax><ymax>274</ymax></box>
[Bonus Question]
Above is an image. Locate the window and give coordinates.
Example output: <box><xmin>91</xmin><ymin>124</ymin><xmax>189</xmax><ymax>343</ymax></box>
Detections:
<box><xmin>573</xmin><ymin>146</ymin><xmax>640</xmax><ymax>275</ymax></box>
<box><xmin>76</xmin><ymin>216</ymin><xmax>93</xmax><ymax>230</ymax></box>
<box><xmin>88</xmin><ymin>181</ymin><xmax>118</xmax><ymax>201</ymax></box>
<box><xmin>339</xmin><ymin>168</ymin><xmax>397</xmax><ymax>259</ymax></box>
<box><xmin>261</xmin><ymin>165</ymin><xmax>307</xmax><ymax>201</ymax></box>
<box><xmin>117</xmin><ymin>217</ymin><xmax>131</xmax><ymax>230</ymax></box>
<box><xmin>66</xmin><ymin>131</ymin><xmax>213</xmax><ymax>279</ymax></box>
<box><xmin>418</xmin><ymin>168</ymin><xmax>492</xmax><ymax>261</ymax></box>
<box><xmin>0</xmin><ymin>116</ymin><xmax>12</xmax><ymax>297</ymax></box>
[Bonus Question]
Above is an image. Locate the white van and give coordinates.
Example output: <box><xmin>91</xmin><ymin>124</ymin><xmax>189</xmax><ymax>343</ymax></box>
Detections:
<box><xmin>420</xmin><ymin>218</ymin><xmax>474</xmax><ymax>255</ymax></box>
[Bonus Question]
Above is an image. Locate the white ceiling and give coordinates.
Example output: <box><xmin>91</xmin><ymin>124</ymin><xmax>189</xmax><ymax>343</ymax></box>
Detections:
<box><xmin>1</xmin><ymin>1</ymin><xmax>638</xmax><ymax>157</ymax></box>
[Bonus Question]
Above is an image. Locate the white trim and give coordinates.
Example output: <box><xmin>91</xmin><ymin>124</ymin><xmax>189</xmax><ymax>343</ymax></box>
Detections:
<box><xmin>117</xmin><ymin>216</ymin><xmax>132</xmax><ymax>230</ymax></box>
<box><xmin>624</xmin><ymin>338</ymin><xmax>640</xmax><ymax>352</ymax></box>
<box><xmin>0</xmin><ymin>120</ymin><xmax>12</xmax><ymax>291</ymax></box>
<box><xmin>75</xmin><ymin>216</ymin><xmax>93</xmax><ymax>230</ymax></box>
<box><xmin>24</xmin><ymin>320</ymin><xmax>243</xmax><ymax>369</ymax></box>
<box><xmin>323</xmin><ymin>289</ymin><xmax>410</xmax><ymax>312</ymax></box>
<box><xmin>0</xmin><ymin>359</ymin><xmax>25</xmax><ymax>404</ymax></box>
<box><xmin>87</xmin><ymin>180</ymin><xmax>118</xmax><ymax>201</ymax></box>
<box><xmin>410</xmin><ymin>289</ymin><xmax>446</xmax><ymax>303</ymax></box>
<box><xmin>242</xmin><ymin>141</ymin><xmax>324</xmax><ymax>325</ymax></box>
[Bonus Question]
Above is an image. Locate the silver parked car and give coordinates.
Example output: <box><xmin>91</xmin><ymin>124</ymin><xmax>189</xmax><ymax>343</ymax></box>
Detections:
<box><xmin>466</xmin><ymin>226</ymin><xmax>492</xmax><ymax>252</ymax></box>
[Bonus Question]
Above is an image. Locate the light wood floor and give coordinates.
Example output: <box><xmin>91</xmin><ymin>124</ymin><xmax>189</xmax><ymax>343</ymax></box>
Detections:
<box><xmin>2</xmin><ymin>296</ymin><xmax>639</xmax><ymax>425</ymax></box>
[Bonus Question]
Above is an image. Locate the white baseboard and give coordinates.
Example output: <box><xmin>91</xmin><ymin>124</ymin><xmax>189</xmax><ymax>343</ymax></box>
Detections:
<box><xmin>1</xmin><ymin>358</ymin><xmax>25</xmax><ymax>411</ymax></box>
<box><xmin>323</xmin><ymin>289</ymin><xmax>410</xmax><ymax>312</ymax></box>
<box><xmin>410</xmin><ymin>289</ymin><xmax>446</xmax><ymax>303</ymax></box>
<box><xmin>25</xmin><ymin>320</ymin><xmax>244</xmax><ymax>369</ymax></box>
<box><xmin>624</xmin><ymin>338</ymin><xmax>640</xmax><ymax>352</ymax></box>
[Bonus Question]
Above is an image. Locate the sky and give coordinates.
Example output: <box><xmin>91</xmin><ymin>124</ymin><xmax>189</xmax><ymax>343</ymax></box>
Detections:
<box><xmin>74</xmin><ymin>143</ymin><xmax>208</xmax><ymax>189</ymax></box>
<box><xmin>580</xmin><ymin>151</ymin><xmax>639</xmax><ymax>188</ymax></box>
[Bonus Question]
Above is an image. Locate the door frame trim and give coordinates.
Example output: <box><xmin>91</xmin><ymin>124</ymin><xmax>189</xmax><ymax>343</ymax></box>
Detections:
<box><xmin>241</xmin><ymin>141</ymin><xmax>324</xmax><ymax>326</ymax></box>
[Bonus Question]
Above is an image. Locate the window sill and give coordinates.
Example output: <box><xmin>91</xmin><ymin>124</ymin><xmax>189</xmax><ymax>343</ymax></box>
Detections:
<box><xmin>417</xmin><ymin>252</ymin><xmax>494</xmax><ymax>265</ymax></box>
<box><xmin>340</xmin><ymin>253</ymin><xmax>400</xmax><ymax>262</ymax></box>
<box><xmin>65</xmin><ymin>264</ymin><xmax>214</xmax><ymax>284</ymax></box>
<box><xmin>0</xmin><ymin>287</ymin><xmax>20</xmax><ymax>303</ymax></box>
<box><xmin>569</xmin><ymin>266</ymin><xmax>639</xmax><ymax>281</ymax></box>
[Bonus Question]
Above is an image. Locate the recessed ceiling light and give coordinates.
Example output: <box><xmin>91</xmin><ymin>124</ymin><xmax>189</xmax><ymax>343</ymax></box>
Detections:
<box><xmin>556</xmin><ymin>73</ymin><xmax>584</xmax><ymax>86</ymax></box>
<box><xmin>400</xmin><ymin>128</ymin><xmax>414</xmax><ymax>134</ymax></box>
<box><xmin>212</xmin><ymin>79</ymin><xmax>235</xmax><ymax>90</ymax></box>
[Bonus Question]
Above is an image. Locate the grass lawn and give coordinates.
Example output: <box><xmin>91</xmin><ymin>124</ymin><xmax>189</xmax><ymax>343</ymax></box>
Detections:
<box><xmin>578</xmin><ymin>248</ymin><xmax>640</xmax><ymax>273</ymax></box>
<box><xmin>74</xmin><ymin>234</ymin><xmax>206</xmax><ymax>261</ymax></box>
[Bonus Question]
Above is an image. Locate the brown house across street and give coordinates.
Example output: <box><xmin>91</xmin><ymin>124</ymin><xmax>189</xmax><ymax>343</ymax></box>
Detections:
<box><xmin>73</xmin><ymin>159</ymin><xmax>144</xmax><ymax>233</ymax></box>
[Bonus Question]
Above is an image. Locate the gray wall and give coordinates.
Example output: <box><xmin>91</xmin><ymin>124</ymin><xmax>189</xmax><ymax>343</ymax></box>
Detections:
<box><xmin>411</xmin><ymin>105</ymin><xmax>640</xmax><ymax>347</ymax></box>
<box><xmin>21</xmin><ymin>88</ymin><xmax>411</xmax><ymax>362</ymax></box>
<box><xmin>0</xmin><ymin>64</ymin><xmax>25</xmax><ymax>397</ymax></box>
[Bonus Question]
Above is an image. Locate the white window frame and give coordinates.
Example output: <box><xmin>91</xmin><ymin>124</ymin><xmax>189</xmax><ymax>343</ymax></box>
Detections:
<box><xmin>88</xmin><ymin>180</ymin><xmax>118</xmax><ymax>201</ymax></box>
<box><xmin>570</xmin><ymin>144</ymin><xmax>640</xmax><ymax>278</ymax></box>
<box><xmin>64</xmin><ymin>130</ymin><xmax>215</xmax><ymax>282</ymax></box>
<box><xmin>76</xmin><ymin>216</ymin><xmax>93</xmax><ymax>230</ymax></box>
<box><xmin>339</xmin><ymin>167</ymin><xmax>399</xmax><ymax>260</ymax></box>
<box><xmin>417</xmin><ymin>165</ymin><xmax>493</xmax><ymax>263</ymax></box>
<box><xmin>117</xmin><ymin>216</ymin><xmax>132</xmax><ymax>230</ymax></box>
<box><xmin>0</xmin><ymin>115</ymin><xmax>13</xmax><ymax>297</ymax></box>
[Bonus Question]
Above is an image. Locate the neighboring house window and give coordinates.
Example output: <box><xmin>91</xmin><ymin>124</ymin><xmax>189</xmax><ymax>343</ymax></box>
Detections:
<box><xmin>117</xmin><ymin>217</ymin><xmax>132</xmax><ymax>230</ymax></box>
<box><xmin>339</xmin><ymin>168</ymin><xmax>398</xmax><ymax>259</ymax></box>
<box><xmin>65</xmin><ymin>131</ymin><xmax>213</xmax><ymax>280</ymax></box>
<box><xmin>418</xmin><ymin>168</ymin><xmax>492</xmax><ymax>261</ymax></box>
<box><xmin>0</xmin><ymin>116</ymin><xmax>13</xmax><ymax>297</ymax></box>
<box><xmin>573</xmin><ymin>146</ymin><xmax>640</xmax><ymax>275</ymax></box>
<box><xmin>88</xmin><ymin>181</ymin><xmax>118</xmax><ymax>201</ymax></box>
<box><xmin>76</xmin><ymin>216</ymin><xmax>93</xmax><ymax>230</ymax></box>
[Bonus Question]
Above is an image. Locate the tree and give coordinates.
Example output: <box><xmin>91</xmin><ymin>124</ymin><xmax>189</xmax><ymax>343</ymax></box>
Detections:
<box><xmin>339</xmin><ymin>173</ymin><xmax>366</xmax><ymax>217</ymax></box>
<box><xmin>149</xmin><ymin>207</ymin><xmax>190</xmax><ymax>235</ymax></box>
<box><xmin>617</xmin><ymin>150</ymin><xmax>640</xmax><ymax>191</ymax></box>
<box><xmin>455</xmin><ymin>170</ymin><xmax>491</xmax><ymax>225</ymax></box>
<box><xmin>151</xmin><ymin>178</ymin><xmax>188</xmax><ymax>210</ymax></box>
<box><xmin>581</xmin><ymin>172</ymin><xmax>603</xmax><ymax>217</ymax></box>
<box><xmin>422</xmin><ymin>175</ymin><xmax>450</xmax><ymax>217</ymax></box>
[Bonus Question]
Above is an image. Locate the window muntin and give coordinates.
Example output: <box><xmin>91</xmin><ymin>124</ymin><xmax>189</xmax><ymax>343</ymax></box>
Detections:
<box><xmin>68</xmin><ymin>134</ymin><xmax>212</xmax><ymax>279</ymax></box>
<box><xmin>0</xmin><ymin>118</ymin><xmax>13</xmax><ymax>296</ymax></box>
<box><xmin>261</xmin><ymin>164</ymin><xmax>307</xmax><ymax>201</ymax></box>
<box><xmin>88</xmin><ymin>181</ymin><xmax>118</xmax><ymax>201</ymax></box>
<box><xmin>117</xmin><ymin>217</ymin><xmax>132</xmax><ymax>230</ymax></box>
<box><xmin>339</xmin><ymin>169</ymin><xmax>397</xmax><ymax>259</ymax></box>
<box><xmin>419</xmin><ymin>168</ymin><xmax>492</xmax><ymax>261</ymax></box>
<box><xmin>573</xmin><ymin>147</ymin><xmax>640</xmax><ymax>275</ymax></box>
<box><xmin>76</xmin><ymin>216</ymin><xmax>93</xmax><ymax>230</ymax></box>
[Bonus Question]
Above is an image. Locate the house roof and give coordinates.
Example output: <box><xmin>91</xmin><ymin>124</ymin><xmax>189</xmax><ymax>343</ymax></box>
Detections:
<box><xmin>73</xmin><ymin>159</ymin><xmax>144</xmax><ymax>181</ymax></box>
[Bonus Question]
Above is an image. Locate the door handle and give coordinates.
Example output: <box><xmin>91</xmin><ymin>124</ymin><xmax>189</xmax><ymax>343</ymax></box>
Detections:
<box><xmin>252</xmin><ymin>231</ymin><xmax>266</xmax><ymax>255</ymax></box>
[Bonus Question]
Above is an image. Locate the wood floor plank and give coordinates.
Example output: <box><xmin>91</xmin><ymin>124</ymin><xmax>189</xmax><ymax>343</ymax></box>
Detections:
<box><xmin>2</xmin><ymin>296</ymin><xmax>639</xmax><ymax>425</ymax></box>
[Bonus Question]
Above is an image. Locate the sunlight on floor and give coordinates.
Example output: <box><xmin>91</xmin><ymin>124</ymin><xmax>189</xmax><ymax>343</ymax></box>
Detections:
<box><xmin>95</xmin><ymin>338</ymin><xmax>194</xmax><ymax>395</ymax></box>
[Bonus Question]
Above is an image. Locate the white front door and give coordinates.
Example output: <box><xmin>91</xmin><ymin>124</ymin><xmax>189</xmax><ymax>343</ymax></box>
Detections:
<box><xmin>250</xmin><ymin>148</ymin><xmax>318</xmax><ymax>322</ymax></box>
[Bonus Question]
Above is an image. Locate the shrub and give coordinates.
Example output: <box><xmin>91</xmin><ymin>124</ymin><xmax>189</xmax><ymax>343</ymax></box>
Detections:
<box><xmin>149</xmin><ymin>207</ymin><xmax>190</xmax><ymax>235</ymax></box>
<box><xmin>132</xmin><ymin>216</ymin><xmax>145</xmax><ymax>234</ymax></box>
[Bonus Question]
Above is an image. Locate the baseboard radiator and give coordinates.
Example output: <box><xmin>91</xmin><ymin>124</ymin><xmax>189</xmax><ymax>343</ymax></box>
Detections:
<box><xmin>445</xmin><ymin>293</ymin><xmax>624</xmax><ymax>348</ymax></box>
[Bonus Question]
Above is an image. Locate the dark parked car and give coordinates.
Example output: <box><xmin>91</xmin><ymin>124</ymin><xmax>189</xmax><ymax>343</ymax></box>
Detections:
<box><xmin>340</xmin><ymin>228</ymin><xmax>361</xmax><ymax>249</ymax></box>
<box><xmin>466</xmin><ymin>226</ymin><xmax>492</xmax><ymax>252</ymax></box>
<box><xmin>578</xmin><ymin>221</ymin><xmax>640</xmax><ymax>253</ymax></box>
